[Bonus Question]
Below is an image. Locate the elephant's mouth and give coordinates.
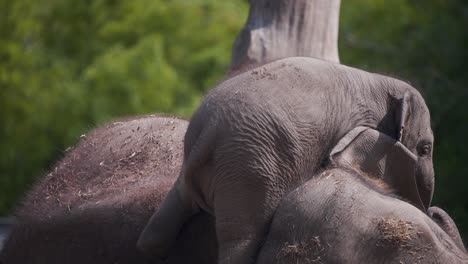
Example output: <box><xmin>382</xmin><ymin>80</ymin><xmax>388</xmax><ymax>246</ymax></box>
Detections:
<box><xmin>417</xmin><ymin>186</ymin><xmax>430</xmax><ymax>213</ymax></box>
<box><xmin>400</xmin><ymin>174</ymin><xmax>427</xmax><ymax>213</ymax></box>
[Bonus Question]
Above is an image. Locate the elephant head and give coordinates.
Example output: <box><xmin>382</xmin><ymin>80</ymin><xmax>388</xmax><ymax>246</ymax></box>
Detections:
<box><xmin>380</xmin><ymin>89</ymin><xmax>435</xmax><ymax>210</ymax></box>
<box><xmin>331</xmin><ymin>122</ymin><xmax>433</xmax><ymax>212</ymax></box>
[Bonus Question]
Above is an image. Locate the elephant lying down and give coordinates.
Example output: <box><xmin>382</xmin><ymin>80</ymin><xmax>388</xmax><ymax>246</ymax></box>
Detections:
<box><xmin>258</xmin><ymin>173</ymin><xmax>467</xmax><ymax>263</ymax></box>
<box><xmin>0</xmin><ymin>115</ymin><xmax>217</xmax><ymax>264</ymax></box>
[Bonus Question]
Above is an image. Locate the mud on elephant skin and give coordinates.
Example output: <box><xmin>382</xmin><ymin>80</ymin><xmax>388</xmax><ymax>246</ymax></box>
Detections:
<box><xmin>0</xmin><ymin>115</ymin><xmax>217</xmax><ymax>264</ymax></box>
<box><xmin>257</xmin><ymin>128</ymin><xmax>466</xmax><ymax>264</ymax></box>
<box><xmin>138</xmin><ymin>56</ymin><xmax>435</xmax><ymax>263</ymax></box>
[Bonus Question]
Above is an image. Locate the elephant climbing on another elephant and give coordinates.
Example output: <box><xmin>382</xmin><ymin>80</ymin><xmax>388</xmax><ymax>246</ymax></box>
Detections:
<box><xmin>1</xmin><ymin>120</ymin><xmax>463</xmax><ymax>264</ymax></box>
<box><xmin>257</xmin><ymin>127</ymin><xmax>467</xmax><ymax>263</ymax></box>
<box><xmin>137</xmin><ymin>56</ymin><xmax>435</xmax><ymax>263</ymax></box>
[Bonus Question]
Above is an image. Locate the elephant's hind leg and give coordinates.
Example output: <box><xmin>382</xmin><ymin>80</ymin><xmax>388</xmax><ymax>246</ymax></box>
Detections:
<box><xmin>137</xmin><ymin>184</ymin><xmax>196</xmax><ymax>261</ymax></box>
<box><xmin>214</xmin><ymin>176</ymin><xmax>282</xmax><ymax>264</ymax></box>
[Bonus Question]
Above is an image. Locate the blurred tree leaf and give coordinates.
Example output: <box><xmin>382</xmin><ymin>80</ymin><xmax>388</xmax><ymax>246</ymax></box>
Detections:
<box><xmin>0</xmin><ymin>0</ymin><xmax>247</xmax><ymax>214</ymax></box>
<box><xmin>1</xmin><ymin>0</ymin><xmax>467</xmax><ymax>243</ymax></box>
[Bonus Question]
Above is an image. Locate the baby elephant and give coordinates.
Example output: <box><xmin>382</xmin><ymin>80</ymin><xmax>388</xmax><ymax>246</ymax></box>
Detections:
<box><xmin>138</xmin><ymin>57</ymin><xmax>435</xmax><ymax>263</ymax></box>
<box><xmin>257</xmin><ymin>127</ymin><xmax>467</xmax><ymax>264</ymax></box>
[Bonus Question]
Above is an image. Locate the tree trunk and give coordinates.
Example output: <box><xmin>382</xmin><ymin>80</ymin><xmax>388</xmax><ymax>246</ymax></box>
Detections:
<box><xmin>230</xmin><ymin>0</ymin><xmax>341</xmax><ymax>70</ymax></box>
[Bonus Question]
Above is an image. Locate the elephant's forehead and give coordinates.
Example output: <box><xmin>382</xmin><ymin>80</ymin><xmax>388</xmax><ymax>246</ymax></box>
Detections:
<box><xmin>412</xmin><ymin>112</ymin><xmax>433</xmax><ymax>140</ymax></box>
<box><xmin>421</xmin><ymin>126</ymin><xmax>434</xmax><ymax>139</ymax></box>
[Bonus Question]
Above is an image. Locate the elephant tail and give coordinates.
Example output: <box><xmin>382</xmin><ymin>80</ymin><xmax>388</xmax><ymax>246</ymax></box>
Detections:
<box><xmin>137</xmin><ymin>123</ymin><xmax>218</xmax><ymax>259</ymax></box>
<box><xmin>180</xmin><ymin>122</ymin><xmax>218</xmax><ymax>211</ymax></box>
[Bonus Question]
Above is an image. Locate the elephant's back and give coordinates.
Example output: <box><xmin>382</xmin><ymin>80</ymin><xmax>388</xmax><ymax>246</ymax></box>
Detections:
<box><xmin>199</xmin><ymin>57</ymin><xmax>386</xmax><ymax>151</ymax></box>
<box><xmin>195</xmin><ymin>57</ymin><xmax>367</xmax><ymax>174</ymax></box>
<box><xmin>210</xmin><ymin>57</ymin><xmax>386</xmax><ymax>105</ymax></box>
<box><xmin>208</xmin><ymin>57</ymin><xmax>338</xmax><ymax>109</ymax></box>
<box><xmin>16</xmin><ymin>114</ymin><xmax>188</xmax><ymax>221</ymax></box>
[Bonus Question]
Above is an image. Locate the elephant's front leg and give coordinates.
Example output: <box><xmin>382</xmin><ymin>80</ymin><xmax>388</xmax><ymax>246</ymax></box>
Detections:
<box><xmin>213</xmin><ymin>175</ymin><xmax>283</xmax><ymax>264</ymax></box>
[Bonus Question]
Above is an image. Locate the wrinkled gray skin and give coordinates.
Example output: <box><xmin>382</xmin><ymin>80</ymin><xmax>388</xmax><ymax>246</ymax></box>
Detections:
<box><xmin>257</xmin><ymin>128</ymin><xmax>466</xmax><ymax>263</ymax></box>
<box><xmin>0</xmin><ymin>115</ymin><xmax>217</xmax><ymax>264</ymax></box>
<box><xmin>0</xmin><ymin>119</ymin><xmax>463</xmax><ymax>264</ymax></box>
<box><xmin>138</xmin><ymin>57</ymin><xmax>435</xmax><ymax>263</ymax></box>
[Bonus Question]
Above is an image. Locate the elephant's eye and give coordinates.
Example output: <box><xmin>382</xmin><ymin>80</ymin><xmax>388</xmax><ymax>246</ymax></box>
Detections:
<box><xmin>418</xmin><ymin>143</ymin><xmax>432</xmax><ymax>157</ymax></box>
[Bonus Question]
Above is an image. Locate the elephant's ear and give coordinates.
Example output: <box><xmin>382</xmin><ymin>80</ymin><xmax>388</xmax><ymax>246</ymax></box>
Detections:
<box><xmin>329</xmin><ymin>127</ymin><xmax>426</xmax><ymax>211</ymax></box>
<box><xmin>395</xmin><ymin>91</ymin><xmax>412</xmax><ymax>141</ymax></box>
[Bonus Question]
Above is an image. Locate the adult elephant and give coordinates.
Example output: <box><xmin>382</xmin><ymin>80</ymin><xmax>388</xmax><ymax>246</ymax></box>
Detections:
<box><xmin>138</xmin><ymin>57</ymin><xmax>435</xmax><ymax>263</ymax></box>
<box><xmin>257</xmin><ymin>128</ymin><xmax>467</xmax><ymax>263</ymax></box>
<box><xmin>0</xmin><ymin>115</ymin><xmax>217</xmax><ymax>264</ymax></box>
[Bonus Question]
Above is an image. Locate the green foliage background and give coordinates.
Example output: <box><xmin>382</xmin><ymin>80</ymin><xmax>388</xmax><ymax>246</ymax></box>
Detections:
<box><xmin>1</xmin><ymin>0</ymin><xmax>467</xmax><ymax>241</ymax></box>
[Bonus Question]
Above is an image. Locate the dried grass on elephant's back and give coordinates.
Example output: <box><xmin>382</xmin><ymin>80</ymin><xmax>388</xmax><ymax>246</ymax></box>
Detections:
<box><xmin>375</xmin><ymin>218</ymin><xmax>417</xmax><ymax>248</ymax></box>
<box><xmin>16</xmin><ymin>115</ymin><xmax>187</xmax><ymax>220</ymax></box>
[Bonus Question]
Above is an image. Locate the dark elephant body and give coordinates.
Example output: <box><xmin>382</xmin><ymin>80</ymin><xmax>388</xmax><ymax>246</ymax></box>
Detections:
<box><xmin>138</xmin><ymin>57</ymin><xmax>435</xmax><ymax>263</ymax></box>
<box><xmin>258</xmin><ymin>170</ymin><xmax>467</xmax><ymax>263</ymax></box>
<box><xmin>0</xmin><ymin>115</ymin><xmax>218</xmax><ymax>264</ymax></box>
